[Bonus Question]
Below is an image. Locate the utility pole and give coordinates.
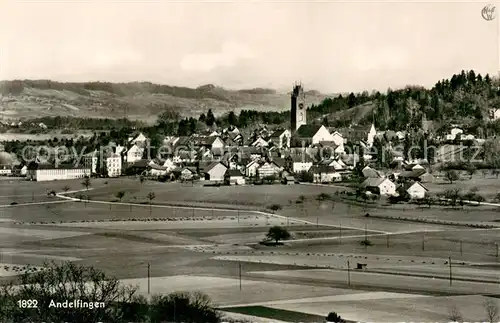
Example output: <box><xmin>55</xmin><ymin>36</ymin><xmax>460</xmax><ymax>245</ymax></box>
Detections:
<box><xmin>347</xmin><ymin>260</ymin><xmax>351</xmax><ymax>287</ymax></box>
<box><xmin>448</xmin><ymin>257</ymin><xmax>452</xmax><ymax>286</ymax></box>
<box><xmin>147</xmin><ymin>262</ymin><xmax>151</xmax><ymax>294</ymax></box>
<box><xmin>364</xmin><ymin>224</ymin><xmax>368</xmax><ymax>251</ymax></box>
<box><xmin>460</xmin><ymin>240</ymin><xmax>463</xmax><ymax>256</ymax></box>
<box><xmin>422</xmin><ymin>234</ymin><xmax>425</xmax><ymax>252</ymax></box>
<box><xmin>339</xmin><ymin>222</ymin><xmax>342</xmax><ymax>245</ymax></box>
<box><xmin>237</xmin><ymin>210</ymin><xmax>240</xmax><ymax>224</ymax></box>
<box><xmin>239</xmin><ymin>262</ymin><xmax>242</xmax><ymax>291</ymax></box>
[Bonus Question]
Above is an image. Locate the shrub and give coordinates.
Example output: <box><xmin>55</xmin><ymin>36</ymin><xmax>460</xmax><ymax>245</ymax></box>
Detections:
<box><xmin>326</xmin><ymin>311</ymin><xmax>346</xmax><ymax>323</ymax></box>
<box><xmin>360</xmin><ymin>239</ymin><xmax>373</xmax><ymax>246</ymax></box>
<box><xmin>265</xmin><ymin>226</ymin><xmax>291</xmax><ymax>244</ymax></box>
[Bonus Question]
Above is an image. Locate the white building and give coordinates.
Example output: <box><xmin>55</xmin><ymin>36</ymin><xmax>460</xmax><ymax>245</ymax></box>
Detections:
<box><xmin>257</xmin><ymin>161</ymin><xmax>282</xmax><ymax>178</ymax></box>
<box><xmin>489</xmin><ymin>108</ymin><xmax>500</xmax><ymax>120</ymax></box>
<box><xmin>288</xmin><ymin>154</ymin><xmax>314</xmax><ymax>173</ymax></box>
<box><xmin>128</xmin><ymin>132</ymin><xmax>148</xmax><ymax>145</ymax></box>
<box><xmin>245</xmin><ymin>159</ymin><xmax>260</xmax><ymax>177</ymax></box>
<box><xmin>295</xmin><ymin>125</ymin><xmax>334</xmax><ymax>145</ymax></box>
<box><xmin>126</xmin><ymin>144</ymin><xmax>144</xmax><ymax>163</ymax></box>
<box><xmin>105</xmin><ymin>153</ymin><xmax>122</xmax><ymax>177</ymax></box>
<box><xmin>27</xmin><ymin>163</ymin><xmax>91</xmax><ymax>182</ymax></box>
<box><xmin>446</xmin><ymin>127</ymin><xmax>464</xmax><ymax>141</ymax></box>
<box><xmin>269</xmin><ymin>129</ymin><xmax>291</xmax><ymax>149</ymax></box>
<box><xmin>405</xmin><ymin>182</ymin><xmax>429</xmax><ymax>199</ymax></box>
<box><xmin>362</xmin><ymin>178</ymin><xmax>396</xmax><ymax>196</ymax></box>
<box><xmin>251</xmin><ymin>137</ymin><xmax>269</xmax><ymax>147</ymax></box>
<box><xmin>366</xmin><ymin>123</ymin><xmax>377</xmax><ymax>147</ymax></box>
<box><xmin>0</xmin><ymin>165</ymin><xmax>12</xmax><ymax>176</ymax></box>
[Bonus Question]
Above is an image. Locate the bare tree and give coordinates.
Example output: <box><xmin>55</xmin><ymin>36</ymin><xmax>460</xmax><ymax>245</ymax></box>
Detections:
<box><xmin>447</xmin><ymin>304</ymin><xmax>463</xmax><ymax>322</ymax></box>
<box><xmin>81</xmin><ymin>176</ymin><xmax>91</xmax><ymax>191</ymax></box>
<box><xmin>484</xmin><ymin>299</ymin><xmax>499</xmax><ymax>323</ymax></box>
<box><xmin>62</xmin><ymin>186</ymin><xmax>70</xmax><ymax>193</ymax></box>
<box><xmin>147</xmin><ymin>192</ymin><xmax>156</xmax><ymax>215</ymax></box>
<box><xmin>115</xmin><ymin>191</ymin><xmax>125</xmax><ymax>202</ymax></box>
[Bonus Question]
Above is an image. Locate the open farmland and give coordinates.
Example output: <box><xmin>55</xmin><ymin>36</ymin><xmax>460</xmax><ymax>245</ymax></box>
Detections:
<box><xmin>0</xmin><ymin>178</ymin><xmax>499</xmax><ymax>322</ymax></box>
<box><xmin>427</xmin><ymin>172</ymin><xmax>500</xmax><ymax>199</ymax></box>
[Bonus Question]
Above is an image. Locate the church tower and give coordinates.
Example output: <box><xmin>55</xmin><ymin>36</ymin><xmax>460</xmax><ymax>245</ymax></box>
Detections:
<box><xmin>291</xmin><ymin>82</ymin><xmax>306</xmax><ymax>131</ymax></box>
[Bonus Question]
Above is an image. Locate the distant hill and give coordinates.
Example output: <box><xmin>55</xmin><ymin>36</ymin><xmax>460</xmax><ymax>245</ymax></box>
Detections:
<box><xmin>0</xmin><ymin>80</ymin><xmax>327</xmax><ymax>123</ymax></box>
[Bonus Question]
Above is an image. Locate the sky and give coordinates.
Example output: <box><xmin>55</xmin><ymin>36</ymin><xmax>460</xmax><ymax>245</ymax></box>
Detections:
<box><xmin>0</xmin><ymin>0</ymin><xmax>498</xmax><ymax>93</ymax></box>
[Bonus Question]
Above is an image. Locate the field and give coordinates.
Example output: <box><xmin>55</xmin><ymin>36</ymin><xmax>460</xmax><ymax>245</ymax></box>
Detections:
<box><xmin>0</xmin><ymin>177</ymin><xmax>499</xmax><ymax>322</ymax></box>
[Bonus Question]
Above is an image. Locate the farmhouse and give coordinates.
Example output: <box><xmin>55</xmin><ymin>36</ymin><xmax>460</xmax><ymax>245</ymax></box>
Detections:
<box><xmin>27</xmin><ymin>162</ymin><xmax>91</xmax><ymax>182</ymax></box>
<box><xmin>361</xmin><ymin>178</ymin><xmax>396</xmax><ymax>196</ymax></box>
<box><xmin>399</xmin><ymin>181</ymin><xmax>429</xmax><ymax>199</ymax></box>
<box><xmin>179</xmin><ymin>167</ymin><xmax>196</xmax><ymax>181</ymax></box>
<box><xmin>149</xmin><ymin>163</ymin><xmax>168</xmax><ymax>177</ymax></box>
<box><xmin>310</xmin><ymin>165</ymin><xmax>342</xmax><ymax>183</ymax></box>
<box><xmin>224</xmin><ymin>169</ymin><xmax>245</xmax><ymax>185</ymax></box>
<box><xmin>286</xmin><ymin>153</ymin><xmax>314</xmax><ymax>173</ymax></box>
<box><xmin>399</xmin><ymin>168</ymin><xmax>434</xmax><ymax>183</ymax></box>
<box><xmin>257</xmin><ymin>161</ymin><xmax>282</xmax><ymax>178</ymax></box>
<box><xmin>204</xmin><ymin>162</ymin><xmax>228</xmax><ymax>182</ymax></box>
<box><xmin>126</xmin><ymin>144</ymin><xmax>144</xmax><ymax>163</ymax></box>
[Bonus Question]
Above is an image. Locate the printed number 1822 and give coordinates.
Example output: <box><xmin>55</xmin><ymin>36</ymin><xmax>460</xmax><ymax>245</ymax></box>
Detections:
<box><xmin>18</xmin><ymin>300</ymin><xmax>38</xmax><ymax>308</ymax></box>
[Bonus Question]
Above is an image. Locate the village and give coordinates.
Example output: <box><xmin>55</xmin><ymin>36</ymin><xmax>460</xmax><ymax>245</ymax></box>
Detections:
<box><xmin>0</xmin><ymin>84</ymin><xmax>494</xmax><ymax>209</ymax></box>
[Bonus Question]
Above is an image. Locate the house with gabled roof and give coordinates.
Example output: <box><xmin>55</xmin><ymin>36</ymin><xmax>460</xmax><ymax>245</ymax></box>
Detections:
<box><xmin>128</xmin><ymin>132</ymin><xmax>148</xmax><ymax>145</ymax></box>
<box><xmin>362</xmin><ymin>166</ymin><xmax>382</xmax><ymax>179</ymax></box>
<box><xmin>257</xmin><ymin>161</ymin><xmax>282</xmax><ymax>179</ymax></box>
<box><xmin>286</xmin><ymin>153</ymin><xmax>314</xmax><ymax>173</ymax></box>
<box><xmin>225</xmin><ymin>169</ymin><xmax>245</xmax><ymax>185</ymax></box>
<box><xmin>309</xmin><ymin>165</ymin><xmax>342</xmax><ymax>183</ymax></box>
<box><xmin>251</xmin><ymin>137</ymin><xmax>269</xmax><ymax>147</ymax></box>
<box><xmin>397</xmin><ymin>181</ymin><xmax>429</xmax><ymax>199</ymax></box>
<box><xmin>126</xmin><ymin>144</ymin><xmax>145</xmax><ymax>164</ymax></box>
<box><xmin>203</xmin><ymin>162</ymin><xmax>228</xmax><ymax>182</ymax></box>
<box><xmin>269</xmin><ymin>129</ymin><xmax>291</xmax><ymax>149</ymax></box>
<box><xmin>245</xmin><ymin>159</ymin><xmax>260</xmax><ymax>178</ymax></box>
<box><xmin>361</xmin><ymin>178</ymin><xmax>396</xmax><ymax>196</ymax></box>
<box><xmin>294</xmin><ymin>125</ymin><xmax>334</xmax><ymax>145</ymax></box>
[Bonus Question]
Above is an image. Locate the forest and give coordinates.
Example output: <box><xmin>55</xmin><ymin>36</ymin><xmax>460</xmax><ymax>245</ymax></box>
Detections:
<box><xmin>3</xmin><ymin>70</ymin><xmax>500</xmax><ymax>139</ymax></box>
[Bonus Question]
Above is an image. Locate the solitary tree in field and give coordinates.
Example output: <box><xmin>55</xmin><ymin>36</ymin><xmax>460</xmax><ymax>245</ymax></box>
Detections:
<box><xmin>447</xmin><ymin>304</ymin><xmax>463</xmax><ymax>322</ymax></box>
<box><xmin>62</xmin><ymin>186</ymin><xmax>70</xmax><ymax>193</ymax></box>
<box><xmin>466</xmin><ymin>164</ymin><xmax>476</xmax><ymax>179</ymax></box>
<box><xmin>484</xmin><ymin>299</ymin><xmax>499</xmax><ymax>323</ymax></box>
<box><xmin>147</xmin><ymin>192</ymin><xmax>156</xmax><ymax>215</ymax></box>
<box><xmin>267</xmin><ymin>204</ymin><xmax>282</xmax><ymax>214</ymax></box>
<box><xmin>115</xmin><ymin>191</ymin><xmax>125</xmax><ymax>203</ymax></box>
<box><xmin>81</xmin><ymin>176</ymin><xmax>91</xmax><ymax>191</ymax></box>
<box><xmin>266</xmin><ymin>226</ymin><xmax>290</xmax><ymax>244</ymax></box>
<box><xmin>140</xmin><ymin>175</ymin><xmax>145</xmax><ymax>186</ymax></box>
<box><xmin>445</xmin><ymin>170</ymin><xmax>459</xmax><ymax>184</ymax></box>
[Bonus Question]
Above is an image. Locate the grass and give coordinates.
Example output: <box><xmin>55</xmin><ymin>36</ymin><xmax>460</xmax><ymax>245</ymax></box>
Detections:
<box><xmin>222</xmin><ymin>305</ymin><xmax>326</xmax><ymax>323</ymax></box>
